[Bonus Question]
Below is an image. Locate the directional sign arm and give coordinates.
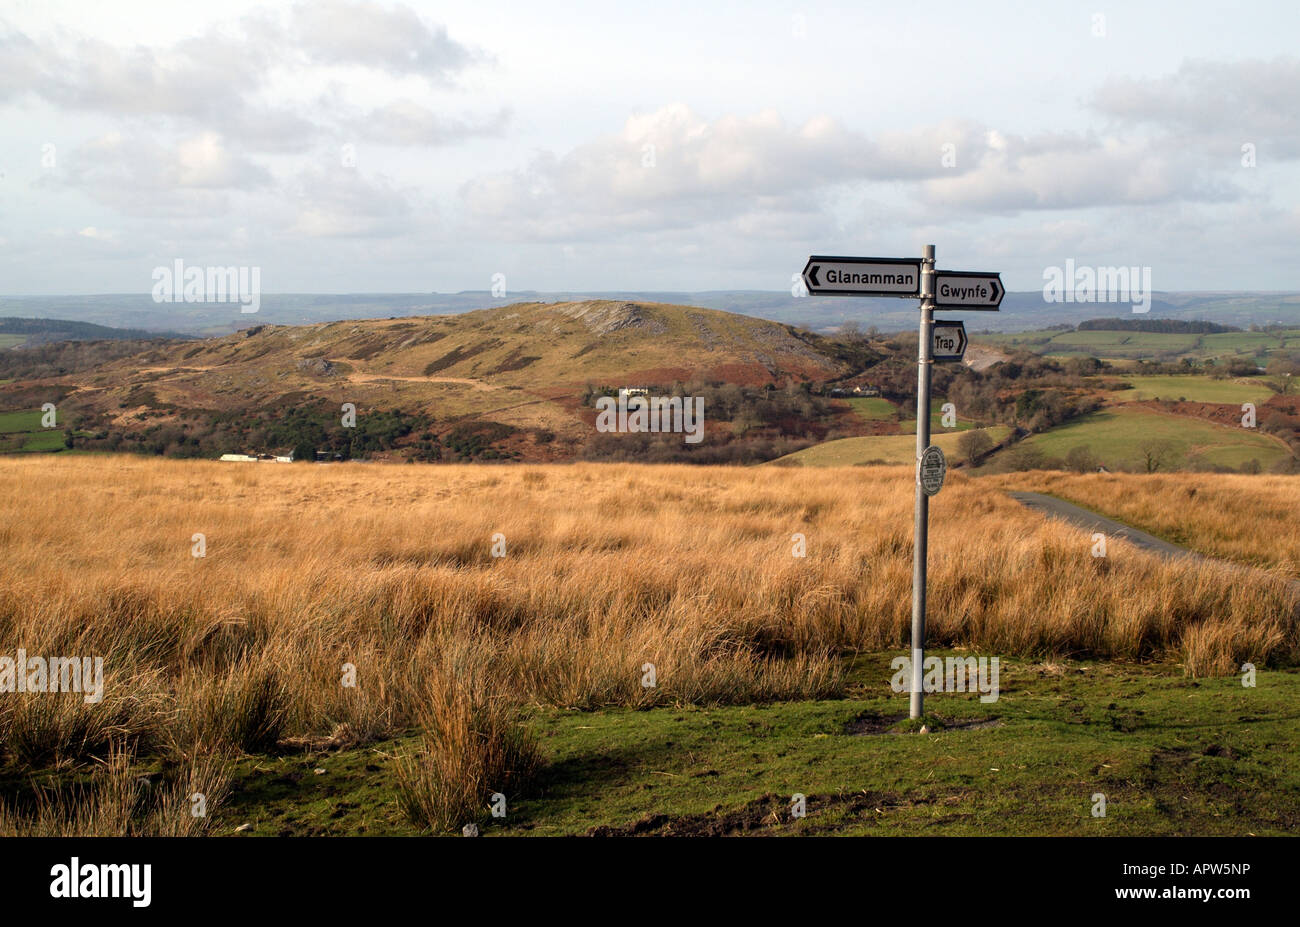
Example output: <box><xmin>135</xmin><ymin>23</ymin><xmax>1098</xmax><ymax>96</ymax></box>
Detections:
<box><xmin>801</xmin><ymin>255</ymin><xmax>922</xmax><ymax>298</ymax></box>
<box><xmin>933</xmin><ymin>271</ymin><xmax>1004</xmax><ymax>310</ymax></box>
<box><xmin>931</xmin><ymin>320</ymin><xmax>967</xmax><ymax>361</ymax></box>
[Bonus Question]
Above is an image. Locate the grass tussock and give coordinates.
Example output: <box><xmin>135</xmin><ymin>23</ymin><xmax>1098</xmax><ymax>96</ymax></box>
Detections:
<box><xmin>394</xmin><ymin>644</ymin><xmax>542</xmax><ymax>833</ymax></box>
<box><xmin>0</xmin><ymin>744</ymin><xmax>230</xmax><ymax>837</ymax></box>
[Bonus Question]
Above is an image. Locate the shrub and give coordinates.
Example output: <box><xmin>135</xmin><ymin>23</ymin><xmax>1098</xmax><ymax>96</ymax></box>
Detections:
<box><xmin>1065</xmin><ymin>445</ymin><xmax>1099</xmax><ymax>473</ymax></box>
<box><xmin>1004</xmin><ymin>443</ymin><xmax>1047</xmax><ymax>471</ymax></box>
<box><xmin>958</xmin><ymin>429</ymin><xmax>995</xmax><ymax>466</ymax></box>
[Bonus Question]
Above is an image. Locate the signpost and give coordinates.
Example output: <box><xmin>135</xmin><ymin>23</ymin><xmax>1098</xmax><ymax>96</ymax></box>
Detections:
<box><xmin>799</xmin><ymin>245</ymin><xmax>1001</xmax><ymax>718</ymax></box>
<box><xmin>931</xmin><ymin>320</ymin><xmax>967</xmax><ymax>362</ymax></box>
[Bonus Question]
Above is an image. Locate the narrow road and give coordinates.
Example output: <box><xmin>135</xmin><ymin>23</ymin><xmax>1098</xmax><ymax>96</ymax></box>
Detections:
<box><xmin>1010</xmin><ymin>490</ymin><xmax>1300</xmax><ymax>595</ymax></box>
<box><xmin>1007</xmin><ymin>491</ymin><xmax>1197</xmax><ymax>561</ymax></box>
<box><xmin>345</xmin><ymin>372</ymin><xmax>497</xmax><ymax>390</ymax></box>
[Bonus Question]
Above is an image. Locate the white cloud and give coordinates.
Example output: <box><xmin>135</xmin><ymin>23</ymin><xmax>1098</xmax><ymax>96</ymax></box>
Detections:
<box><xmin>460</xmin><ymin>100</ymin><xmax>1254</xmax><ymax>242</ymax></box>
<box><xmin>288</xmin><ymin>0</ymin><xmax>486</xmax><ymax>83</ymax></box>
<box><xmin>284</xmin><ymin>164</ymin><xmax>418</xmax><ymax>239</ymax></box>
<box><xmin>1091</xmin><ymin>56</ymin><xmax>1300</xmax><ymax>159</ymax></box>
<box><xmin>46</xmin><ymin>130</ymin><xmax>271</xmax><ymax>215</ymax></box>
<box><xmin>460</xmin><ymin>104</ymin><xmax>997</xmax><ymax>241</ymax></box>
<box><xmin>920</xmin><ymin>132</ymin><xmax>1239</xmax><ymax>212</ymax></box>
<box><xmin>0</xmin><ymin>3</ymin><xmax>499</xmax><ymax>153</ymax></box>
<box><xmin>77</xmin><ymin>226</ymin><xmax>116</xmax><ymax>241</ymax></box>
<box><xmin>344</xmin><ymin>100</ymin><xmax>509</xmax><ymax>146</ymax></box>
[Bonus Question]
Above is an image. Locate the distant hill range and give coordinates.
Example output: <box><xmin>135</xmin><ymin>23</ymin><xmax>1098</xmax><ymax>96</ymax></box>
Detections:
<box><xmin>4</xmin><ymin>289</ymin><xmax>1300</xmax><ymax>337</ymax></box>
<box><xmin>0</xmin><ymin>316</ymin><xmax>193</xmax><ymax>346</ymax></box>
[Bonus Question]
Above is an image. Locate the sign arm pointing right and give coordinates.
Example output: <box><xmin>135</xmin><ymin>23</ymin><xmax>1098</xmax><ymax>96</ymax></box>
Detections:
<box><xmin>933</xmin><ymin>270</ymin><xmax>1005</xmax><ymax>309</ymax></box>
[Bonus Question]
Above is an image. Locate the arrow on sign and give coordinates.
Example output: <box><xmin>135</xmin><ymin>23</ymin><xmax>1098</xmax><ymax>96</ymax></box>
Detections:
<box><xmin>802</xmin><ymin>255</ymin><xmax>922</xmax><ymax>298</ymax></box>
<box><xmin>931</xmin><ymin>319</ymin><xmax>967</xmax><ymax>362</ymax></box>
<box><xmin>933</xmin><ymin>271</ymin><xmax>1003</xmax><ymax>310</ymax></box>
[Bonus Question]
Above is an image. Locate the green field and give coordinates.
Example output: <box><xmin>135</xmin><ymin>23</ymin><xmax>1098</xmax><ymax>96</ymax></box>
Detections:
<box><xmin>1011</xmin><ymin>407</ymin><xmax>1288</xmax><ymax>471</ymax></box>
<box><xmin>775</xmin><ymin>425</ymin><xmax>1010</xmax><ymax>466</ymax></box>
<box><xmin>979</xmin><ymin>327</ymin><xmax>1300</xmax><ymax>365</ymax></box>
<box><xmin>0</xmin><ymin>409</ymin><xmax>68</xmax><ymax>452</ymax></box>
<box><xmin>1109</xmin><ymin>374</ymin><xmax>1275</xmax><ymax>405</ymax></box>
<box><xmin>1049</xmin><ymin>330</ymin><xmax>1201</xmax><ymax>355</ymax></box>
<box><xmin>0</xmin><ymin>410</ymin><xmax>44</xmax><ymax>432</ymax></box>
<box><xmin>845</xmin><ymin>396</ymin><xmax>897</xmax><ymax>422</ymax></box>
<box><xmin>212</xmin><ymin>653</ymin><xmax>1300</xmax><ymax>836</ymax></box>
<box><xmin>0</xmin><ymin>335</ymin><xmax>25</xmax><ymax>350</ymax></box>
<box><xmin>1200</xmin><ymin>330</ymin><xmax>1300</xmax><ymax>358</ymax></box>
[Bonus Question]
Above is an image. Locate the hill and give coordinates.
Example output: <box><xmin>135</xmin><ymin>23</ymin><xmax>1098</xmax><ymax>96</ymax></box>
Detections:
<box><xmin>0</xmin><ymin>300</ymin><xmax>881</xmax><ymax>463</ymax></box>
<box><xmin>9</xmin><ymin>300</ymin><xmax>1299</xmax><ymax>473</ymax></box>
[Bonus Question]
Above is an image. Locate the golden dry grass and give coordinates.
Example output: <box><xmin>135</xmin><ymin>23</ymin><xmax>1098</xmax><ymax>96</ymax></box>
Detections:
<box><xmin>0</xmin><ymin>454</ymin><xmax>1296</xmax><ymax>784</ymax></box>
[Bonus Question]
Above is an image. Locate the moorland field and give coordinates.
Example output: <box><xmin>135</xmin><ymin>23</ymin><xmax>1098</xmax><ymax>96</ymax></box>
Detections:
<box><xmin>2</xmin><ymin>455</ymin><xmax>1297</xmax><ymax>835</ymax></box>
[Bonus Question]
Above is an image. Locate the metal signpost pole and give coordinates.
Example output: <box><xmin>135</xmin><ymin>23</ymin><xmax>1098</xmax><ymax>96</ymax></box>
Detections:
<box><xmin>910</xmin><ymin>244</ymin><xmax>935</xmax><ymax>719</ymax></box>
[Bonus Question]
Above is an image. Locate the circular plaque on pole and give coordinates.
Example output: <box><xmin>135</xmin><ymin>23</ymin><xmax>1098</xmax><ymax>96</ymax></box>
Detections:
<box><xmin>919</xmin><ymin>445</ymin><xmax>946</xmax><ymax>497</ymax></box>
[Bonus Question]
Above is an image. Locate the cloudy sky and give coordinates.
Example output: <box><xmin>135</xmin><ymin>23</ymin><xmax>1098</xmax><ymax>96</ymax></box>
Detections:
<box><xmin>1</xmin><ymin>0</ymin><xmax>1297</xmax><ymax>295</ymax></box>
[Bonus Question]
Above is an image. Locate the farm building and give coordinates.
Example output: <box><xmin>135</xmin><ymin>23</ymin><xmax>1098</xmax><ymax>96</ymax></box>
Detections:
<box><xmin>218</xmin><ymin>450</ymin><xmax>294</xmax><ymax>462</ymax></box>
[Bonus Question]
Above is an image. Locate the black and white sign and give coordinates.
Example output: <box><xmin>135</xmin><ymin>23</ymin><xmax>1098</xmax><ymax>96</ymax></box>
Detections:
<box><xmin>801</xmin><ymin>256</ymin><xmax>921</xmax><ymax>297</ymax></box>
<box><xmin>934</xmin><ymin>271</ymin><xmax>1003</xmax><ymax>310</ymax></box>
<box><xmin>932</xmin><ymin>320</ymin><xmax>967</xmax><ymax>362</ymax></box>
<box><xmin>919</xmin><ymin>445</ymin><xmax>946</xmax><ymax>496</ymax></box>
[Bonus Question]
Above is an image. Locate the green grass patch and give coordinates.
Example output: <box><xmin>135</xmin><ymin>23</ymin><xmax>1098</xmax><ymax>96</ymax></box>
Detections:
<box><xmin>845</xmin><ymin>396</ymin><xmax>896</xmax><ymax>422</ymax></box>
<box><xmin>773</xmin><ymin>426</ymin><xmax>1010</xmax><ymax>467</ymax></box>
<box><xmin>0</xmin><ymin>410</ymin><xmax>44</xmax><ymax>433</ymax></box>
<box><xmin>1043</xmin><ymin>331</ymin><xmax>1201</xmax><ymax>358</ymax></box>
<box><xmin>1050</xmin><ymin>331</ymin><xmax>1139</xmax><ymax>347</ymax></box>
<box><xmin>1199</xmin><ymin>331</ymin><xmax>1297</xmax><ymax>356</ymax></box>
<box><xmin>1109</xmin><ymin>374</ymin><xmax>1275</xmax><ymax>406</ymax></box>
<box><xmin>1016</xmin><ymin>407</ymin><xmax>1287</xmax><ymax>471</ymax></box>
<box><xmin>976</xmin><ymin>327</ymin><xmax>1300</xmax><ymax>366</ymax></box>
<box><xmin>19</xmin><ymin>430</ymin><xmax>68</xmax><ymax>451</ymax></box>
<box><xmin>0</xmin><ymin>409</ymin><xmax>67</xmax><ymax>453</ymax></box>
<box><xmin>208</xmin><ymin>654</ymin><xmax>1300</xmax><ymax>836</ymax></box>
